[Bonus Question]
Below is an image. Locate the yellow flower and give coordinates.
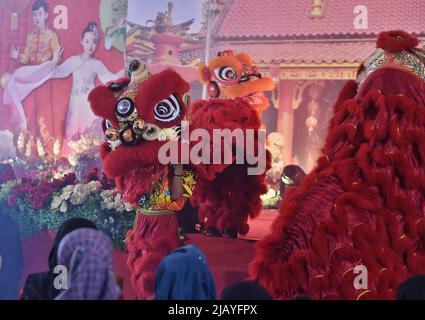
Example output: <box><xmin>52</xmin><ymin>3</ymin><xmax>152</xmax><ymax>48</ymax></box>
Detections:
<box><xmin>36</xmin><ymin>139</ymin><xmax>46</xmax><ymax>158</ymax></box>
<box><xmin>25</xmin><ymin>137</ymin><xmax>33</xmax><ymax>159</ymax></box>
<box><xmin>53</xmin><ymin>139</ymin><xmax>61</xmax><ymax>157</ymax></box>
<box><xmin>17</xmin><ymin>131</ymin><xmax>26</xmax><ymax>153</ymax></box>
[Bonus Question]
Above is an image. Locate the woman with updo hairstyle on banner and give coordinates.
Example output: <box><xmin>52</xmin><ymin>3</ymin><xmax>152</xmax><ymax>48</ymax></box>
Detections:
<box><xmin>50</xmin><ymin>21</ymin><xmax>124</xmax><ymax>148</ymax></box>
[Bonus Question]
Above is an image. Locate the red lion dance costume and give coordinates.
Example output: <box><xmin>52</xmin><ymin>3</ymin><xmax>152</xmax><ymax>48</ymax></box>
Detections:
<box><xmin>89</xmin><ymin>57</ymin><xmax>270</xmax><ymax>298</ymax></box>
<box><xmin>191</xmin><ymin>50</ymin><xmax>274</xmax><ymax>238</ymax></box>
<box><xmin>89</xmin><ymin>61</ymin><xmax>196</xmax><ymax>299</ymax></box>
<box><xmin>250</xmin><ymin>31</ymin><xmax>425</xmax><ymax>300</ymax></box>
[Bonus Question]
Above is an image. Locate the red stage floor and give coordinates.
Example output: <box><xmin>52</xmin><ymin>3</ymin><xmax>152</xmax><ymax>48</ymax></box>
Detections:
<box><xmin>20</xmin><ymin>209</ymin><xmax>277</xmax><ymax>299</ymax></box>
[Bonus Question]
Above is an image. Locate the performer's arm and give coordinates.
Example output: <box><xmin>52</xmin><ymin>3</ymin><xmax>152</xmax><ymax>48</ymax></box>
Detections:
<box><xmin>51</xmin><ymin>56</ymin><xmax>77</xmax><ymax>79</ymax></box>
<box><xmin>104</xmin><ymin>30</ymin><xmax>114</xmax><ymax>50</ymax></box>
<box><xmin>96</xmin><ymin>60</ymin><xmax>125</xmax><ymax>84</ymax></box>
<box><xmin>104</xmin><ymin>17</ymin><xmax>126</xmax><ymax>50</ymax></box>
<box><xmin>50</xmin><ymin>32</ymin><xmax>61</xmax><ymax>56</ymax></box>
<box><xmin>171</xmin><ymin>164</ymin><xmax>184</xmax><ymax>201</ymax></box>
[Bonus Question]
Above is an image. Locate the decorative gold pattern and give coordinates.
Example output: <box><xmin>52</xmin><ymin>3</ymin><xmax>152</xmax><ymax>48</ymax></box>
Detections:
<box><xmin>358</xmin><ymin>48</ymin><xmax>425</xmax><ymax>86</ymax></box>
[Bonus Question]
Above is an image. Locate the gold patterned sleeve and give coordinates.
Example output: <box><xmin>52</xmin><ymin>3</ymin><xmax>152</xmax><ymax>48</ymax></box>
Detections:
<box><xmin>19</xmin><ymin>34</ymin><xmax>31</xmax><ymax>64</ymax></box>
<box><xmin>181</xmin><ymin>170</ymin><xmax>197</xmax><ymax>198</ymax></box>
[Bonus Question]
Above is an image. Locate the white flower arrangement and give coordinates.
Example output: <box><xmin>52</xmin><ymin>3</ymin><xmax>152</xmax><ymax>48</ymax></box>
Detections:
<box><xmin>51</xmin><ymin>180</ymin><xmax>103</xmax><ymax>212</ymax></box>
<box><xmin>266</xmin><ymin>132</ymin><xmax>285</xmax><ymax>186</ymax></box>
<box><xmin>100</xmin><ymin>189</ymin><xmax>133</xmax><ymax>213</ymax></box>
<box><xmin>0</xmin><ymin>179</ymin><xmax>21</xmax><ymax>202</ymax></box>
<box><xmin>59</xmin><ymin>201</ymin><xmax>68</xmax><ymax>213</ymax></box>
<box><xmin>0</xmin><ymin>130</ymin><xmax>16</xmax><ymax>161</ymax></box>
<box><xmin>68</xmin><ymin>134</ymin><xmax>103</xmax><ymax>166</ymax></box>
<box><xmin>51</xmin><ymin>180</ymin><xmax>132</xmax><ymax>214</ymax></box>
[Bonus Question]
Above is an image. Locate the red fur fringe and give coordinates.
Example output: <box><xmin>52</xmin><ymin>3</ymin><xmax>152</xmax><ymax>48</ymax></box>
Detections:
<box><xmin>190</xmin><ymin>97</ymin><xmax>268</xmax><ymax>234</ymax></box>
<box><xmin>376</xmin><ymin>30</ymin><xmax>419</xmax><ymax>52</ymax></box>
<box><xmin>250</xmin><ymin>58</ymin><xmax>425</xmax><ymax>299</ymax></box>
<box><xmin>88</xmin><ymin>85</ymin><xmax>120</xmax><ymax>127</ymax></box>
<box><xmin>125</xmin><ymin>215</ymin><xmax>180</xmax><ymax>299</ymax></box>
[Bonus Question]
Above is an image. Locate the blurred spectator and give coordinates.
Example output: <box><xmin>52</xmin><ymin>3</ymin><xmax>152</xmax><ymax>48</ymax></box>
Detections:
<box><xmin>221</xmin><ymin>281</ymin><xmax>272</xmax><ymax>300</ymax></box>
<box><xmin>54</xmin><ymin>228</ymin><xmax>121</xmax><ymax>300</ymax></box>
<box><xmin>0</xmin><ymin>130</ymin><xmax>16</xmax><ymax>184</ymax></box>
<box><xmin>21</xmin><ymin>218</ymin><xmax>97</xmax><ymax>300</ymax></box>
<box><xmin>0</xmin><ymin>214</ymin><xmax>24</xmax><ymax>299</ymax></box>
<box><xmin>397</xmin><ymin>275</ymin><xmax>425</xmax><ymax>300</ymax></box>
<box><xmin>155</xmin><ymin>244</ymin><xmax>216</xmax><ymax>300</ymax></box>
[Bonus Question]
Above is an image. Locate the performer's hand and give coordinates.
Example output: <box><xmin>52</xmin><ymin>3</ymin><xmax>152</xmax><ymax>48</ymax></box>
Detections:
<box><xmin>10</xmin><ymin>47</ymin><xmax>20</xmax><ymax>60</ymax></box>
<box><xmin>107</xmin><ymin>17</ymin><xmax>126</xmax><ymax>36</ymax></box>
<box><xmin>119</xmin><ymin>17</ymin><xmax>127</xmax><ymax>29</ymax></box>
<box><xmin>53</xmin><ymin>47</ymin><xmax>64</xmax><ymax>65</ymax></box>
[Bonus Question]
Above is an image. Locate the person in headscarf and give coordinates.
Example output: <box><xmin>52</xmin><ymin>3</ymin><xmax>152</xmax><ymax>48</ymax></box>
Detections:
<box><xmin>0</xmin><ymin>214</ymin><xmax>24</xmax><ymax>300</ymax></box>
<box><xmin>154</xmin><ymin>244</ymin><xmax>216</xmax><ymax>300</ymax></box>
<box><xmin>220</xmin><ymin>281</ymin><xmax>272</xmax><ymax>300</ymax></box>
<box><xmin>55</xmin><ymin>228</ymin><xmax>121</xmax><ymax>300</ymax></box>
<box><xmin>21</xmin><ymin>217</ymin><xmax>97</xmax><ymax>300</ymax></box>
<box><xmin>397</xmin><ymin>275</ymin><xmax>425</xmax><ymax>300</ymax></box>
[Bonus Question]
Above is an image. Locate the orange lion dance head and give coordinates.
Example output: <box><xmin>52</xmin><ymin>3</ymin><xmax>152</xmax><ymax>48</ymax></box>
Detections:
<box><xmin>198</xmin><ymin>50</ymin><xmax>275</xmax><ymax>117</ymax></box>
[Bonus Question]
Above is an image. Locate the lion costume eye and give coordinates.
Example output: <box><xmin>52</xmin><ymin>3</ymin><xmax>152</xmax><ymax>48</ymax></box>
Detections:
<box><xmin>105</xmin><ymin>120</ymin><xmax>113</xmax><ymax>129</ymax></box>
<box><xmin>154</xmin><ymin>94</ymin><xmax>181</xmax><ymax>122</ymax></box>
<box><xmin>116</xmin><ymin>98</ymin><xmax>135</xmax><ymax>118</ymax></box>
<box><xmin>214</xmin><ymin>66</ymin><xmax>237</xmax><ymax>82</ymax></box>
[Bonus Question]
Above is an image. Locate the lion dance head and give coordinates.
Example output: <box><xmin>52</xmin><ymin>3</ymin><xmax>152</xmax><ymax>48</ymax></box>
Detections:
<box><xmin>88</xmin><ymin>60</ymin><xmax>190</xmax><ymax>206</ymax></box>
<box><xmin>198</xmin><ymin>50</ymin><xmax>274</xmax><ymax>117</ymax></box>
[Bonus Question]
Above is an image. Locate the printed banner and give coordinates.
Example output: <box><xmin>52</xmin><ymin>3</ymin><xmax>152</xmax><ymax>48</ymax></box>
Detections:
<box><xmin>0</xmin><ymin>0</ymin><xmax>127</xmax><ymax>154</ymax></box>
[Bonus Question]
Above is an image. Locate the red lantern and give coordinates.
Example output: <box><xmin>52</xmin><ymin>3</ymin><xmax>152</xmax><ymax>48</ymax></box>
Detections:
<box><xmin>0</xmin><ymin>0</ymin><xmax>31</xmax><ymax>30</ymax></box>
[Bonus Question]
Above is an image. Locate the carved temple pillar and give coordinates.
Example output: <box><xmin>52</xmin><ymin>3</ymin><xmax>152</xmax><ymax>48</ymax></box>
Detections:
<box><xmin>277</xmin><ymin>80</ymin><xmax>296</xmax><ymax>165</ymax></box>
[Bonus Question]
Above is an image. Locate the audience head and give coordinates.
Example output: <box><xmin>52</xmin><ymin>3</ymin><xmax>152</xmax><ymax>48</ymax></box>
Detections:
<box><xmin>21</xmin><ymin>218</ymin><xmax>98</xmax><ymax>300</ymax></box>
<box><xmin>0</xmin><ymin>214</ymin><xmax>24</xmax><ymax>299</ymax></box>
<box><xmin>48</xmin><ymin>217</ymin><xmax>97</xmax><ymax>270</ymax></box>
<box><xmin>55</xmin><ymin>228</ymin><xmax>121</xmax><ymax>300</ymax></box>
<box><xmin>397</xmin><ymin>275</ymin><xmax>425</xmax><ymax>300</ymax></box>
<box><xmin>155</xmin><ymin>244</ymin><xmax>216</xmax><ymax>300</ymax></box>
<box><xmin>221</xmin><ymin>281</ymin><xmax>272</xmax><ymax>300</ymax></box>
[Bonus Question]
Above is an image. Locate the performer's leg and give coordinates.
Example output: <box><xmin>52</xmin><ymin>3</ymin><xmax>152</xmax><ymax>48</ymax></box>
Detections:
<box><xmin>125</xmin><ymin>213</ymin><xmax>180</xmax><ymax>300</ymax></box>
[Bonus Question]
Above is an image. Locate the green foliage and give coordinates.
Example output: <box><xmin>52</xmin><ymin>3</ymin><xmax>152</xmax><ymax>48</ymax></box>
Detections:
<box><xmin>0</xmin><ymin>193</ymin><xmax>135</xmax><ymax>250</ymax></box>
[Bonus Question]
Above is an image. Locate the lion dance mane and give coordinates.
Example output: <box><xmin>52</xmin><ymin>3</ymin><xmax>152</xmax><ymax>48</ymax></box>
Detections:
<box><xmin>250</xmin><ymin>31</ymin><xmax>425</xmax><ymax>299</ymax></box>
<box><xmin>191</xmin><ymin>51</ymin><xmax>274</xmax><ymax>237</ymax></box>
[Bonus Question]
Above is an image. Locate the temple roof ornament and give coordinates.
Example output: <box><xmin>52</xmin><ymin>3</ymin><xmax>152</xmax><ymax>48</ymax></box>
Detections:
<box><xmin>129</xmin><ymin>2</ymin><xmax>195</xmax><ymax>37</ymax></box>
